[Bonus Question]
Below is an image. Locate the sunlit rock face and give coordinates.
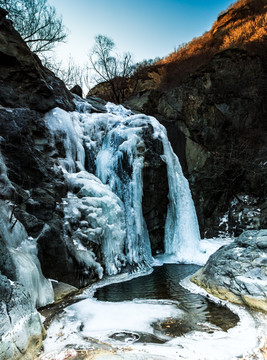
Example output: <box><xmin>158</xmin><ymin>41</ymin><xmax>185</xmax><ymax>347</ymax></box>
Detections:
<box><xmin>191</xmin><ymin>230</ymin><xmax>267</xmax><ymax>312</ymax></box>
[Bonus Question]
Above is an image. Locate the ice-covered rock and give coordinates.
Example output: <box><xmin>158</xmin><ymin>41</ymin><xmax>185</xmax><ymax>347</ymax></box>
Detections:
<box><xmin>45</xmin><ymin>101</ymin><xmax>203</xmax><ymax>276</ymax></box>
<box><xmin>0</xmin><ymin>274</ymin><xmax>44</xmax><ymax>360</ymax></box>
<box><xmin>0</xmin><ymin>201</ymin><xmax>54</xmax><ymax>308</ymax></box>
<box><xmin>64</xmin><ymin>172</ymin><xmax>127</xmax><ymax>277</ymax></box>
<box><xmin>191</xmin><ymin>230</ymin><xmax>267</xmax><ymax>312</ymax></box>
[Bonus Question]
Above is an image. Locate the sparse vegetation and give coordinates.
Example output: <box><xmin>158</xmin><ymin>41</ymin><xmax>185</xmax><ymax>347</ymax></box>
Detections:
<box><xmin>153</xmin><ymin>0</ymin><xmax>267</xmax><ymax>89</ymax></box>
<box><xmin>88</xmin><ymin>0</ymin><xmax>266</xmax><ymax>100</ymax></box>
<box><xmin>88</xmin><ymin>34</ymin><xmax>136</xmax><ymax>103</ymax></box>
<box><xmin>0</xmin><ymin>0</ymin><xmax>67</xmax><ymax>55</ymax></box>
<box><xmin>160</xmin><ymin>0</ymin><xmax>266</xmax><ymax>64</ymax></box>
<box><xmin>220</xmin><ymin>12</ymin><xmax>267</xmax><ymax>49</ymax></box>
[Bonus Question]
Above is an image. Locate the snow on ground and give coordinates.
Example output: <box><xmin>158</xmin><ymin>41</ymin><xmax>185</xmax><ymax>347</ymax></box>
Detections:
<box><xmin>154</xmin><ymin>236</ymin><xmax>233</xmax><ymax>266</ymax></box>
<box><xmin>40</xmin><ymin>237</ymin><xmax>266</xmax><ymax>360</ymax></box>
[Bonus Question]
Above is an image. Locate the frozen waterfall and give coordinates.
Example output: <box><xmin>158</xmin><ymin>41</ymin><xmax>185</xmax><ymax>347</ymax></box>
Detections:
<box><xmin>46</xmin><ymin>100</ymin><xmax>203</xmax><ymax>276</ymax></box>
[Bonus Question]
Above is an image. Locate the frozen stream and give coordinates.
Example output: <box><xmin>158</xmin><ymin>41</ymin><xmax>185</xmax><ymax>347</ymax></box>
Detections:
<box><xmin>40</xmin><ymin>239</ymin><xmax>267</xmax><ymax>360</ymax></box>
<box><xmin>38</xmin><ymin>102</ymin><xmax>266</xmax><ymax>359</ymax></box>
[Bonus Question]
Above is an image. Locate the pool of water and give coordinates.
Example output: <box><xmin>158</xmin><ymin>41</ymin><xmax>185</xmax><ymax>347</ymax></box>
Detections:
<box><xmin>41</xmin><ymin>262</ymin><xmax>266</xmax><ymax>360</ymax></box>
<box><xmin>94</xmin><ymin>264</ymin><xmax>239</xmax><ymax>341</ymax></box>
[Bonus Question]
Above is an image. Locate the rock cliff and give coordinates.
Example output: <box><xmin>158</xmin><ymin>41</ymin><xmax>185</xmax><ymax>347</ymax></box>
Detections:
<box><xmin>125</xmin><ymin>48</ymin><xmax>267</xmax><ymax>237</ymax></box>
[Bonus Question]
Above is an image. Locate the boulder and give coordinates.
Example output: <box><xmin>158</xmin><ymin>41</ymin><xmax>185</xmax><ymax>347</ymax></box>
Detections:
<box><xmin>51</xmin><ymin>281</ymin><xmax>78</xmax><ymax>303</ymax></box>
<box><xmin>0</xmin><ymin>274</ymin><xmax>44</xmax><ymax>360</ymax></box>
<box><xmin>191</xmin><ymin>230</ymin><xmax>267</xmax><ymax>312</ymax></box>
<box><xmin>70</xmin><ymin>84</ymin><xmax>83</xmax><ymax>98</ymax></box>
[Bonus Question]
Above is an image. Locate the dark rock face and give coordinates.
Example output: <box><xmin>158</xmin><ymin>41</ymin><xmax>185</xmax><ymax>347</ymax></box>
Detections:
<box><xmin>0</xmin><ymin>107</ymin><xmax>89</xmax><ymax>288</ymax></box>
<box><xmin>191</xmin><ymin>230</ymin><xmax>267</xmax><ymax>312</ymax></box>
<box><xmin>0</xmin><ymin>8</ymin><xmax>74</xmax><ymax>112</ymax></box>
<box><xmin>142</xmin><ymin>126</ymin><xmax>169</xmax><ymax>255</ymax></box>
<box><xmin>125</xmin><ymin>48</ymin><xmax>267</xmax><ymax>236</ymax></box>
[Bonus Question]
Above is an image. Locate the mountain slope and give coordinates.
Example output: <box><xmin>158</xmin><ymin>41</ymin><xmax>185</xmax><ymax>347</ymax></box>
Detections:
<box><xmin>154</xmin><ymin>0</ymin><xmax>267</xmax><ymax>90</ymax></box>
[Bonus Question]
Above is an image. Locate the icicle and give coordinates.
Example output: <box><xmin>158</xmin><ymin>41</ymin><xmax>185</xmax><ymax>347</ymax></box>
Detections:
<box><xmin>95</xmin><ymin>118</ymin><xmax>153</xmax><ymax>269</ymax></box>
<box><xmin>0</xmin><ymin>202</ymin><xmax>54</xmax><ymax>308</ymax></box>
<box><xmin>45</xmin><ymin>101</ymin><xmax>204</xmax><ymax>276</ymax></box>
<box><xmin>148</xmin><ymin>116</ymin><xmax>204</xmax><ymax>264</ymax></box>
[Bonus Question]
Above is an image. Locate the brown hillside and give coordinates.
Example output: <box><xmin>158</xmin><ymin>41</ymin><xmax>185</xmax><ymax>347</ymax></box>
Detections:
<box><xmin>157</xmin><ymin>0</ymin><xmax>267</xmax><ymax>89</ymax></box>
<box><xmin>88</xmin><ymin>0</ymin><xmax>266</xmax><ymax>100</ymax></box>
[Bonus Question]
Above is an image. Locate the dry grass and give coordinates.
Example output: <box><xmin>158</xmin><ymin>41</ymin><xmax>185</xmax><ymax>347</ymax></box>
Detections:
<box><xmin>90</xmin><ymin>0</ymin><xmax>267</xmax><ymax>99</ymax></box>
<box><xmin>221</xmin><ymin>12</ymin><xmax>267</xmax><ymax>49</ymax></box>
<box><xmin>154</xmin><ymin>0</ymin><xmax>267</xmax><ymax>89</ymax></box>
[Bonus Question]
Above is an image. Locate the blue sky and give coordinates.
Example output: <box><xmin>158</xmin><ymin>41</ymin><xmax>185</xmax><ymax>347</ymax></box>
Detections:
<box><xmin>49</xmin><ymin>0</ymin><xmax>234</xmax><ymax>66</ymax></box>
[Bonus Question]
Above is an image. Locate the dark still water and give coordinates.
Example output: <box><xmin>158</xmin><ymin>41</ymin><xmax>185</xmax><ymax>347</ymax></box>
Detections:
<box><xmin>95</xmin><ymin>264</ymin><xmax>239</xmax><ymax>340</ymax></box>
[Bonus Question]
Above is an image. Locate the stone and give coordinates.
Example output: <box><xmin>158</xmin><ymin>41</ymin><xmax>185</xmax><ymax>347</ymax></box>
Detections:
<box><xmin>70</xmin><ymin>84</ymin><xmax>83</xmax><ymax>97</ymax></box>
<box><xmin>86</xmin><ymin>96</ymin><xmax>107</xmax><ymax>113</ymax></box>
<box><xmin>191</xmin><ymin>230</ymin><xmax>267</xmax><ymax>312</ymax></box>
<box><xmin>51</xmin><ymin>281</ymin><xmax>78</xmax><ymax>303</ymax></box>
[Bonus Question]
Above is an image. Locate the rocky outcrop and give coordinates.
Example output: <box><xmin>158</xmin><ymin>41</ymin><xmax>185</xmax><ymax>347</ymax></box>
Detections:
<box><xmin>191</xmin><ymin>230</ymin><xmax>267</xmax><ymax>312</ymax></box>
<box><xmin>0</xmin><ymin>274</ymin><xmax>44</xmax><ymax>360</ymax></box>
<box><xmin>125</xmin><ymin>48</ymin><xmax>267</xmax><ymax>237</ymax></box>
<box><xmin>0</xmin><ymin>108</ymin><xmax>82</xmax><ymax>286</ymax></box>
<box><xmin>0</xmin><ymin>8</ymin><xmax>74</xmax><ymax>112</ymax></box>
<box><xmin>0</xmin><ymin>10</ymin><xmax>95</xmax><ymax>358</ymax></box>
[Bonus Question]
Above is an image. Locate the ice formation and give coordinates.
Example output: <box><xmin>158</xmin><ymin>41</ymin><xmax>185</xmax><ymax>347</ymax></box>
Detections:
<box><xmin>42</xmin><ymin>262</ymin><xmax>267</xmax><ymax>360</ymax></box>
<box><xmin>45</xmin><ymin>100</ymin><xmax>203</xmax><ymax>276</ymax></box>
<box><xmin>0</xmin><ymin>202</ymin><xmax>54</xmax><ymax>308</ymax></box>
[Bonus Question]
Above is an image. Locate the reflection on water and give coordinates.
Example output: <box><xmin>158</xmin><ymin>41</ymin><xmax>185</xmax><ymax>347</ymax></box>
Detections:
<box><xmin>95</xmin><ymin>264</ymin><xmax>239</xmax><ymax>339</ymax></box>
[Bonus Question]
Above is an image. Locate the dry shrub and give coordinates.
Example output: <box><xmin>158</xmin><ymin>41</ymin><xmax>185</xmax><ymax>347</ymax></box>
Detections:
<box><xmin>221</xmin><ymin>13</ymin><xmax>267</xmax><ymax>49</ymax></box>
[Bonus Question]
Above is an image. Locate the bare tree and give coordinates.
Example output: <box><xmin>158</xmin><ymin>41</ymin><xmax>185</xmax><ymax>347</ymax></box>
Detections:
<box><xmin>44</xmin><ymin>55</ymin><xmax>91</xmax><ymax>95</ymax></box>
<box><xmin>0</xmin><ymin>0</ymin><xmax>67</xmax><ymax>54</ymax></box>
<box><xmin>89</xmin><ymin>34</ymin><xmax>135</xmax><ymax>103</ymax></box>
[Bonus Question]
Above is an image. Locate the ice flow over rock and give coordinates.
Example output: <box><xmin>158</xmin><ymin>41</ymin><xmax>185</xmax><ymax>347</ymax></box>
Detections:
<box><xmin>46</xmin><ymin>101</ymin><xmax>202</xmax><ymax>277</ymax></box>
